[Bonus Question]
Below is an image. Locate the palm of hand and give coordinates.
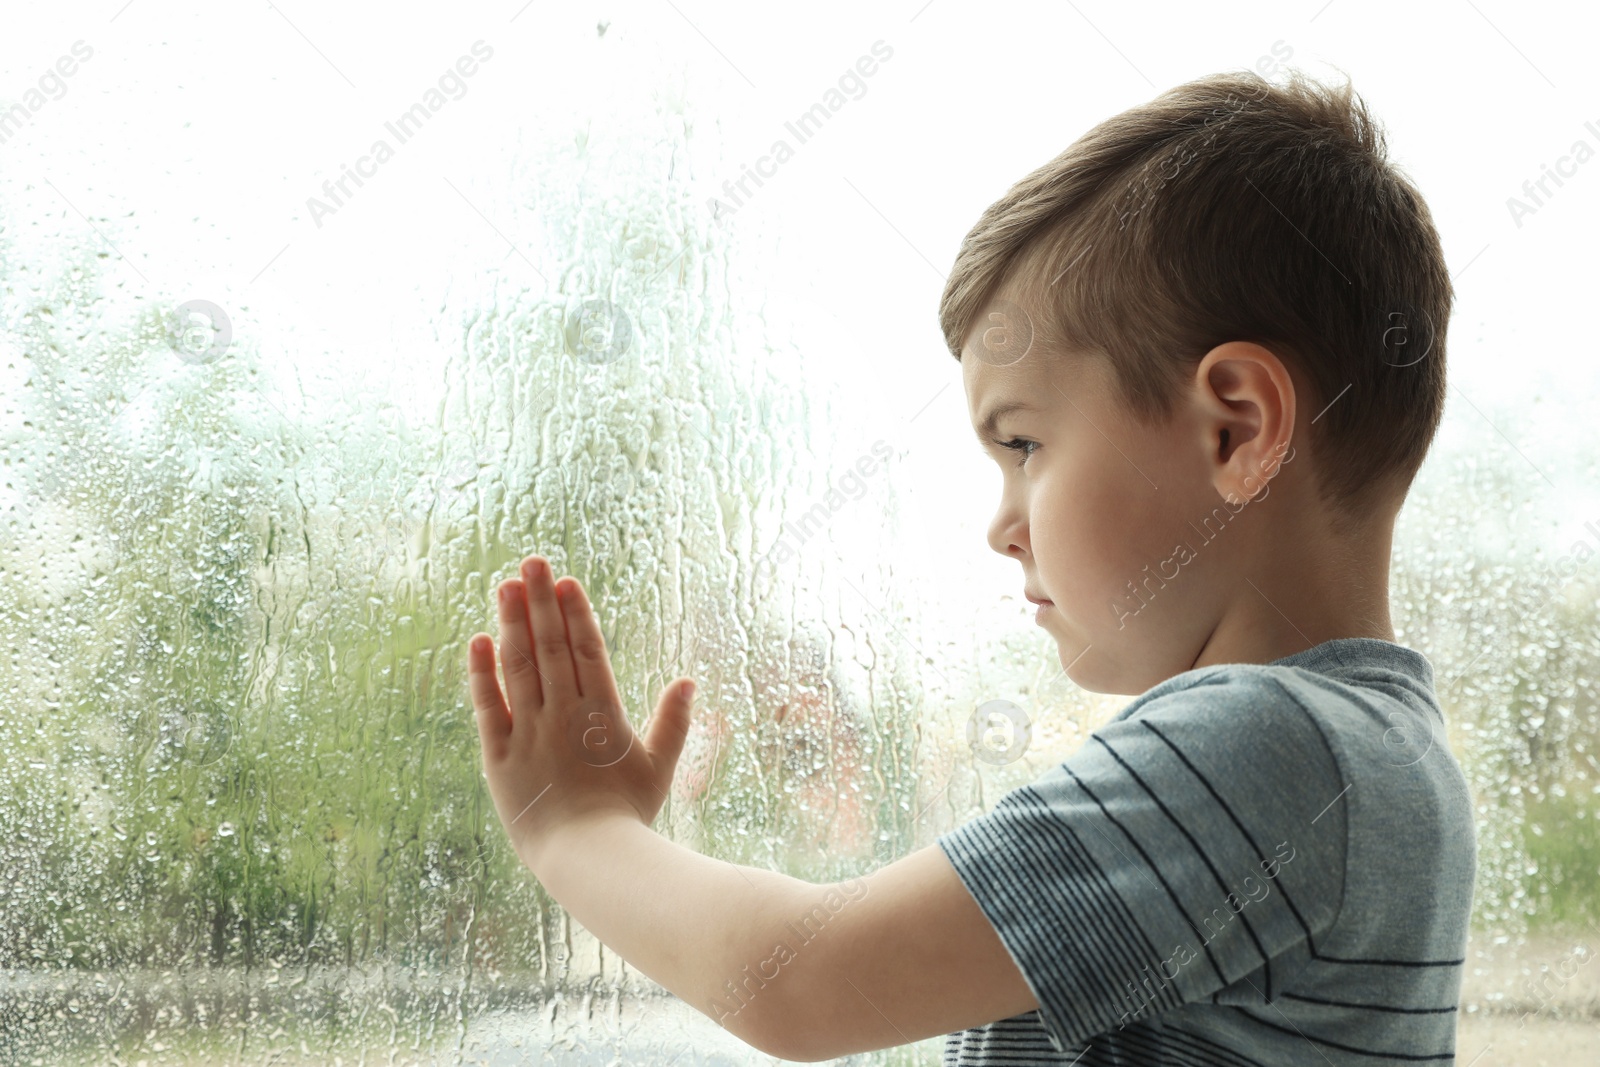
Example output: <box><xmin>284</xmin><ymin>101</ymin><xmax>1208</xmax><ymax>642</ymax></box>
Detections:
<box><xmin>465</xmin><ymin>555</ymin><xmax>696</xmax><ymax>865</ymax></box>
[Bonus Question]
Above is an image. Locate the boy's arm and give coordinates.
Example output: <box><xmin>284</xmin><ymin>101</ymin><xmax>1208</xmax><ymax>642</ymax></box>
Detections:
<box><xmin>467</xmin><ymin>555</ymin><xmax>1037</xmax><ymax>1061</ymax></box>
<box><xmin>529</xmin><ymin>809</ymin><xmax>1038</xmax><ymax>1062</ymax></box>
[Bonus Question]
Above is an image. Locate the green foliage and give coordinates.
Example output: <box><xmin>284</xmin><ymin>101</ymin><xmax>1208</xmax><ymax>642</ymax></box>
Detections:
<box><xmin>1525</xmin><ymin>789</ymin><xmax>1600</xmax><ymax>932</ymax></box>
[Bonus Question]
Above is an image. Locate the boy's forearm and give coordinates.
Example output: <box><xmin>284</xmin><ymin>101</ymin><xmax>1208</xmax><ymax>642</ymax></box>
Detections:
<box><xmin>525</xmin><ymin>808</ymin><xmax>826</xmax><ymax>1056</ymax></box>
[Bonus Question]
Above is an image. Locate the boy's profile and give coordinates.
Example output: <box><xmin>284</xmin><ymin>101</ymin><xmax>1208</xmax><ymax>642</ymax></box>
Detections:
<box><xmin>466</xmin><ymin>65</ymin><xmax>1477</xmax><ymax>1065</ymax></box>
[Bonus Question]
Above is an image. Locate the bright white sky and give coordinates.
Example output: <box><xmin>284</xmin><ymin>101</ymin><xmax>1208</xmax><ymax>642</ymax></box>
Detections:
<box><xmin>2</xmin><ymin>0</ymin><xmax>1597</xmax><ymax>643</ymax></box>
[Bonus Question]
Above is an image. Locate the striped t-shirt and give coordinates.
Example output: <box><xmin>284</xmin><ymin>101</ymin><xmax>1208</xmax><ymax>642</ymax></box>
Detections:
<box><xmin>936</xmin><ymin>636</ymin><xmax>1476</xmax><ymax>1065</ymax></box>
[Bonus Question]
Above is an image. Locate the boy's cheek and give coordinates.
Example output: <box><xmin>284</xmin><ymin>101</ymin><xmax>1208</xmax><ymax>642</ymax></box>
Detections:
<box><xmin>1034</xmin><ymin>482</ymin><xmax>1173</xmax><ymax>605</ymax></box>
<box><xmin>1035</xmin><ymin>496</ymin><xmax>1218</xmax><ymax>688</ymax></box>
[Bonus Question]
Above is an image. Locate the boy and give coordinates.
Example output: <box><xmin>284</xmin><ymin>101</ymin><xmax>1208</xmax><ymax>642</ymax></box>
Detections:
<box><xmin>466</xmin><ymin>66</ymin><xmax>1477</xmax><ymax>1065</ymax></box>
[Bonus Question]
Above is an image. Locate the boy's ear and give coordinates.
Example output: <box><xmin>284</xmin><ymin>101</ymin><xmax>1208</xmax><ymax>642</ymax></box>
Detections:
<box><xmin>1190</xmin><ymin>341</ymin><xmax>1296</xmax><ymax>505</ymax></box>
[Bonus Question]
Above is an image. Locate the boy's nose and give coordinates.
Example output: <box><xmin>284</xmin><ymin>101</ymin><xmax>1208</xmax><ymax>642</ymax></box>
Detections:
<box><xmin>987</xmin><ymin>508</ymin><xmax>1027</xmax><ymax>560</ymax></box>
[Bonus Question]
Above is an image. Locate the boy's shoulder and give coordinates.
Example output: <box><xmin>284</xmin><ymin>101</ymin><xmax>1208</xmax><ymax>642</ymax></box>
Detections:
<box><xmin>1001</xmin><ymin>642</ymin><xmax>1421</xmax><ymax>853</ymax></box>
<box><xmin>1097</xmin><ymin>636</ymin><xmax>1465</xmax><ymax>806</ymax></box>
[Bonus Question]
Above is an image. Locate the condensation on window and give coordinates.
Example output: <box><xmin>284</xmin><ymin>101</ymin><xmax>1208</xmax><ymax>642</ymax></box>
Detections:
<box><xmin>0</xmin><ymin>18</ymin><xmax>983</xmax><ymax>1058</ymax></box>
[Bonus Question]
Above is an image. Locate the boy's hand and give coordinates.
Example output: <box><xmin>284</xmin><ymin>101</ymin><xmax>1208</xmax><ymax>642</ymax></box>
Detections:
<box><xmin>466</xmin><ymin>554</ymin><xmax>696</xmax><ymax>869</ymax></box>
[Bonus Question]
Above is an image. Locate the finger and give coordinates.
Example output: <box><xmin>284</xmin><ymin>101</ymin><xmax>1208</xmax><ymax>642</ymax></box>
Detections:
<box><xmin>554</xmin><ymin>577</ymin><xmax>623</xmax><ymax>705</ymax></box>
<box><xmin>520</xmin><ymin>556</ymin><xmax>578</xmax><ymax>707</ymax></box>
<box><xmin>646</xmin><ymin>678</ymin><xmax>696</xmax><ymax>782</ymax></box>
<box><xmin>466</xmin><ymin>633</ymin><xmax>512</xmax><ymax>753</ymax></box>
<box><xmin>497</xmin><ymin>577</ymin><xmax>546</xmax><ymax>723</ymax></box>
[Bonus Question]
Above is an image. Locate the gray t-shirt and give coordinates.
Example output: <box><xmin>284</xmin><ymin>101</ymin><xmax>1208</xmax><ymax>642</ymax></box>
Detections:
<box><xmin>936</xmin><ymin>636</ymin><xmax>1476</xmax><ymax>1065</ymax></box>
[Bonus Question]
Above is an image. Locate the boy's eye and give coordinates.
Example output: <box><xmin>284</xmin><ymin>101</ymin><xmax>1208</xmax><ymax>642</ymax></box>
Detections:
<box><xmin>998</xmin><ymin>438</ymin><xmax>1038</xmax><ymax>467</ymax></box>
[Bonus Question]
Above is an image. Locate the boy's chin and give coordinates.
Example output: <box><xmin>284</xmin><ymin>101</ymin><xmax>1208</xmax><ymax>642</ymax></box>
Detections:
<box><xmin>1042</xmin><ymin>612</ymin><xmax>1118</xmax><ymax>692</ymax></box>
<box><xmin>1054</xmin><ymin>637</ymin><xmax>1137</xmax><ymax>696</ymax></box>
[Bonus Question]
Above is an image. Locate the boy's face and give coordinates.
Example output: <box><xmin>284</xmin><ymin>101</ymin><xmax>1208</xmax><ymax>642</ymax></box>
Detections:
<box><xmin>963</xmin><ymin>306</ymin><xmax>1244</xmax><ymax>696</ymax></box>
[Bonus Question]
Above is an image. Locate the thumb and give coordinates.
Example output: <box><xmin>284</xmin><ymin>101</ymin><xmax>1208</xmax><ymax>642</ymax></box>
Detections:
<box><xmin>644</xmin><ymin>678</ymin><xmax>695</xmax><ymax>777</ymax></box>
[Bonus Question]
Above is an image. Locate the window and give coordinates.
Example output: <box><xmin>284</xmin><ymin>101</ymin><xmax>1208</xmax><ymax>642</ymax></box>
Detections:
<box><xmin>1</xmin><ymin>5</ymin><xmax>1595</xmax><ymax>1065</ymax></box>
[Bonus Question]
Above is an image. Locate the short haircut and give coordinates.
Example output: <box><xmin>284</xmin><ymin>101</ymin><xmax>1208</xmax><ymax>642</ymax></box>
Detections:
<box><xmin>939</xmin><ymin>67</ymin><xmax>1452</xmax><ymax>529</ymax></box>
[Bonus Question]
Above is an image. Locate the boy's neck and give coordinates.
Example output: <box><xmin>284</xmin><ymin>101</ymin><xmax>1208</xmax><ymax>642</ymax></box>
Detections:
<box><xmin>1190</xmin><ymin>499</ymin><xmax>1399</xmax><ymax>671</ymax></box>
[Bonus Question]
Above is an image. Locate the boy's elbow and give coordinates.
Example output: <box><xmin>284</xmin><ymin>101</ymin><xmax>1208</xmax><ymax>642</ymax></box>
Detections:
<box><xmin>756</xmin><ymin>1026</ymin><xmax>832</xmax><ymax>1064</ymax></box>
<box><xmin>739</xmin><ymin>1008</ymin><xmax>828</xmax><ymax>1063</ymax></box>
<box><xmin>702</xmin><ymin>991</ymin><xmax>810</xmax><ymax>1062</ymax></box>
<box><xmin>752</xmin><ymin>996</ymin><xmax>860</xmax><ymax>1062</ymax></box>
<box><xmin>713</xmin><ymin>989</ymin><xmax>833</xmax><ymax>1063</ymax></box>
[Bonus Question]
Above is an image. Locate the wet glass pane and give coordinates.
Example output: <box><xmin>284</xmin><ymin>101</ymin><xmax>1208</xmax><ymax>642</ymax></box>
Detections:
<box><xmin>1</xmin><ymin>4</ymin><xmax>1597</xmax><ymax>1066</ymax></box>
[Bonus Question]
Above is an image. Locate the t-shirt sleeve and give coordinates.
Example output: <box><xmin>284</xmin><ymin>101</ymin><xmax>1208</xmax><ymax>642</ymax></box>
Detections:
<box><xmin>936</xmin><ymin>669</ymin><xmax>1349</xmax><ymax>1055</ymax></box>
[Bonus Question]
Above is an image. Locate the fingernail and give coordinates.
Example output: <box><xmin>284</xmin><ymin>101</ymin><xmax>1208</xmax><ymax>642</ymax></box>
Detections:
<box><xmin>681</xmin><ymin>680</ymin><xmax>696</xmax><ymax>701</ymax></box>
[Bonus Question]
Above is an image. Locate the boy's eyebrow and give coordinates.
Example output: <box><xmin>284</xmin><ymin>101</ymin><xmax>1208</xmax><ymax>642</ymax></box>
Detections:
<box><xmin>974</xmin><ymin>400</ymin><xmax>1038</xmax><ymax>441</ymax></box>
